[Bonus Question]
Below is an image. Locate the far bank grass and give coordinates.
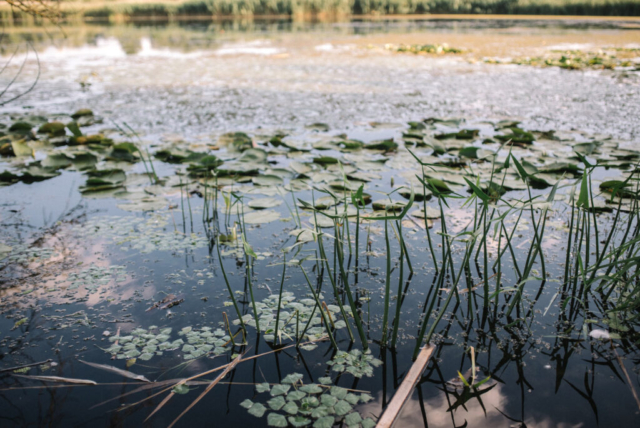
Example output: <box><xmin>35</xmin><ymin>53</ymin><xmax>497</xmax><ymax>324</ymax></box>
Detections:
<box><xmin>1</xmin><ymin>0</ymin><xmax>640</xmax><ymax>24</ymax></box>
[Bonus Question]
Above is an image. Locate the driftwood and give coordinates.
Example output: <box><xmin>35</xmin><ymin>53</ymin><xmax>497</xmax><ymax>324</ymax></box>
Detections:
<box><xmin>376</xmin><ymin>345</ymin><xmax>435</xmax><ymax>428</ymax></box>
<box><xmin>0</xmin><ymin>359</ymin><xmax>52</xmax><ymax>373</ymax></box>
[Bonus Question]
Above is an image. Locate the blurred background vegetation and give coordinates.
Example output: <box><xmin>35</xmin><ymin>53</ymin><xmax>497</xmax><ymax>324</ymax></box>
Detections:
<box><xmin>0</xmin><ymin>0</ymin><xmax>639</xmax><ymax>24</ymax></box>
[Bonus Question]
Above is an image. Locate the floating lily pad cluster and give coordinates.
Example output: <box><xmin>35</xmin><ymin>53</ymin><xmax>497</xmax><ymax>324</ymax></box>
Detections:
<box><xmin>75</xmin><ymin>214</ymin><xmax>209</xmax><ymax>254</ymax></box>
<box><xmin>233</xmin><ymin>292</ymin><xmax>349</xmax><ymax>348</ymax></box>
<box><xmin>67</xmin><ymin>264</ymin><xmax>128</xmax><ymax>294</ymax></box>
<box><xmin>326</xmin><ymin>349</ymin><xmax>383</xmax><ymax>378</ymax></box>
<box><xmin>177</xmin><ymin>326</ymin><xmax>232</xmax><ymax>359</ymax></box>
<box><xmin>240</xmin><ymin>372</ymin><xmax>375</xmax><ymax>428</ymax></box>
<box><xmin>385</xmin><ymin>43</ymin><xmax>463</xmax><ymax>55</ymax></box>
<box><xmin>104</xmin><ymin>325</ymin><xmax>231</xmax><ymax>361</ymax></box>
<box><xmin>0</xmin><ymin>244</ymin><xmax>57</xmax><ymax>265</ymax></box>
<box><xmin>486</xmin><ymin>48</ymin><xmax>640</xmax><ymax>71</ymax></box>
<box><xmin>0</xmin><ymin>110</ymin><xmax>122</xmax><ymax>186</ymax></box>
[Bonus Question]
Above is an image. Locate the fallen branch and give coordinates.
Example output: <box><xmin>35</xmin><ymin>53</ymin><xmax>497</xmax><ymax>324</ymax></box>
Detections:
<box><xmin>376</xmin><ymin>345</ymin><xmax>435</xmax><ymax>428</ymax></box>
<box><xmin>0</xmin><ymin>359</ymin><xmax>52</xmax><ymax>374</ymax></box>
<box><xmin>168</xmin><ymin>353</ymin><xmax>244</xmax><ymax>427</ymax></box>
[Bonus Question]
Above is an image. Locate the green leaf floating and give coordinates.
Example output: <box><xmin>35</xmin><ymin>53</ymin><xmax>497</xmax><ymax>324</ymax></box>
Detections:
<box><xmin>267</xmin><ymin>413</ymin><xmax>288</xmax><ymax>427</ymax></box>
<box><xmin>288</xmin><ymin>416</ymin><xmax>312</xmax><ymax>427</ymax></box>
<box><xmin>267</xmin><ymin>396</ymin><xmax>286</xmax><ymax>411</ymax></box>
<box><xmin>313</xmin><ymin>416</ymin><xmax>335</xmax><ymax>428</ymax></box>
<box><xmin>270</xmin><ymin>384</ymin><xmax>291</xmax><ymax>397</ymax></box>
<box><xmin>282</xmin><ymin>401</ymin><xmax>299</xmax><ymax>415</ymax></box>
<box><xmin>334</xmin><ymin>400</ymin><xmax>352</xmax><ymax>416</ymax></box>
<box><xmin>248</xmin><ymin>402</ymin><xmax>267</xmax><ymax>418</ymax></box>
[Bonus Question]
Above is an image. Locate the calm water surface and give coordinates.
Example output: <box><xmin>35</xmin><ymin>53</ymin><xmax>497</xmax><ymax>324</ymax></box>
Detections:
<box><xmin>0</xmin><ymin>17</ymin><xmax>639</xmax><ymax>428</ymax></box>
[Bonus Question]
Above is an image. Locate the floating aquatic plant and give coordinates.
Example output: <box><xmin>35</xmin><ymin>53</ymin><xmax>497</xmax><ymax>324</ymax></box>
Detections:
<box><xmin>102</xmin><ymin>326</ymin><xmax>231</xmax><ymax>361</ymax></box>
<box><xmin>241</xmin><ymin>372</ymin><xmax>375</xmax><ymax>428</ymax></box>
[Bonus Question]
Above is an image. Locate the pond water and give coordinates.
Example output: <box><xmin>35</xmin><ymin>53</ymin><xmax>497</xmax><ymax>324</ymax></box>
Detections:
<box><xmin>0</xmin><ymin>17</ymin><xmax>639</xmax><ymax>428</ymax></box>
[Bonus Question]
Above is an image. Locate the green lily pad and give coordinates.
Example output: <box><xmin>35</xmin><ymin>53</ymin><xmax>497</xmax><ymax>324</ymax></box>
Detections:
<box><xmin>288</xmin><ymin>416</ymin><xmax>311</xmax><ymax>427</ymax></box>
<box><xmin>248</xmin><ymin>402</ymin><xmax>267</xmax><ymax>418</ymax></box>
<box><xmin>71</xmin><ymin>108</ymin><xmax>93</xmax><ymax>119</ymax></box>
<box><xmin>267</xmin><ymin>413</ymin><xmax>288</xmax><ymax>427</ymax></box>
<box><xmin>313</xmin><ymin>416</ymin><xmax>335</xmax><ymax>428</ymax></box>
<box><xmin>253</xmin><ymin>175</ymin><xmax>284</xmax><ymax>186</ymax></box>
<box><xmin>345</xmin><ymin>412</ymin><xmax>362</xmax><ymax>426</ymax></box>
<box><xmin>244</xmin><ymin>209</ymin><xmax>281</xmax><ymax>224</ymax></box>
<box><xmin>334</xmin><ymin>400</ymin><xmax>352</xmax><ymax>416</ymax></box>
<box><xmin>267</xmin><ymin>396</ymin><xmax>287</xmax><ymax>411</ymax></box>
<box><xmin>271</xmin><ymin>384</ymin><xmax>291</xmax><ymax>396</ymax></box>
<box><xmin>282</xmin><ymin>401</ymin><xmax>299</xmax><ymax>415</ymax></box>
<box><xmin>11</xmin><ymin>139</ymin><xmax>34</xmax><ymax>157</ymax></box>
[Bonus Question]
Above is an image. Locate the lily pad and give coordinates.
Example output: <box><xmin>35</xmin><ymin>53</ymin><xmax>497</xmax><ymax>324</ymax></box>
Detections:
<box><xmin>244</xmin><ymin>209</ymin><xmax>281</xmax><ymax>224</ymax></box>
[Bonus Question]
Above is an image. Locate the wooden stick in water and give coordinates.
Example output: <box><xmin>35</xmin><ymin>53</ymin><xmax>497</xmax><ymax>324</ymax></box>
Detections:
<box><xmin>0</xmin><ymin>359</ymin><xmax>52</xmax><ymax>373</ymax></box>
<box><xmin>376</xmin><ymin>345</ymin><xmax>435</xmax><ymax>428</ymax></box>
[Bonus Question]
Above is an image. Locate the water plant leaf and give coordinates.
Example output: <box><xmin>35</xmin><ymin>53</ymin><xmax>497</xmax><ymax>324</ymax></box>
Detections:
<box><xmin>267</xmin><ymin>396</ymin><xmax>287</xmax><ymax>411</ymax></box>
<box><xmin>282</xmin><ymin>401</ymin><xmax>299</xmax><ymax>415</ymax></box>
<box><xmin>318</xmin><ymin>377</ymin><xmax>333</xmax><ymax>385</ymax></box>
<box><xmin>321</xmin><ymin>394</ymin><xmax>337</xmax><ymax>407</ymax></box>
<box><xmin>577</xmin><ymin>173</ymin><xmax>590</xmax><ymax>209</ymax></box>
<box><xmin>240</xmin><ymin>399</ymin><xmax>254</xmax><ymax>409</ymax></box>
<box><xmin>330</xmin><ymin>386</ymin><xmax>348</xmax><ymax>400</ymax></box>
<box><xmin>299</xmin><ymin>384</ymin><xmax>323</xmax><ymax>394</ymax></box>
<box><xmin>244</xmin><ymin>209</ymin><xmax>281</xmax><ymax>224</ymax></box>
<box><xmin>334</xmin><ymin>400</ymin><xmax>352</xmax><ymax>416</ymax></box>
<box><xmin>11</xmin><ymin>139</ymin><xmax>34</xmax><ymax>157</ymax></box>
<box><xmin>288</xmin><ymin>416</ymin><xmax>312</xmax><ymax>427</ymax></box>
<box><xmin>361</xmin><ymin>418</ymin><xmax>376</xmax><ymax>428</ymax></box>
<box><xmin>248</xmin><ymin>197</ymin><xmax>283</xmax><ymax>209</ymax></box>
<box><xmin>267</xmin><ymin>413</ymin><xmax>288</xmax><ymax>427</ymax></box>
<box><xmin>257</xmin><ymin>382</ymin><xmax>271</xmax><ymax>393</ymax></box>
<box><xmin>464</xmin><ymin>177</ymin><xmax>490</xmax><ymax>203</ymax></box>
<box><xmin>270</xmin><ymin>384</ymin><xmax>291</xmax><ymax>396</ymax></box>
<box><xmin>344</xmin><ymin>412</ymin><xmax>362</xmax><ymax>426</ymax></box>
<box><xmin>313</xmin><ymin>416</ymin><xmax>335</xmax><ymax>428</ymax></box>
<box><xmin>248</xmin><ymin>402</ymin><xmax>267</xmax><ymax>418</ymax></box>
<box><xmin>67</xmin><ymin>122</ymin><xmax>83</xmax><ymax>138</ymax></box>
<box><xmin>242</xmin><ymin>236</ymin><xmax>258</xmax><ymax>259</ymax></box>
<box><xmin>282</xmin><ymin>373</ymin><xmax>304</xmax><ymax>384</ymax></box>
<box><xmin>253</xmin><ymin>175</ymin><xmax>284</xmax><ymax>186</ymax></box>
<box><xmin>287</xmin><ymin>391</ymin><xmax>307</xmax><ymax>401</ymax></box>
<box><xmin>172</xmin><ymin>384</ymin><xmax>189</xmax><ymax>394</ymax></box>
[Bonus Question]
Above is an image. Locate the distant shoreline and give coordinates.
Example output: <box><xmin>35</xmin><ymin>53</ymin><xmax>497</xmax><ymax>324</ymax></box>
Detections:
<box><xmin>79</xmin><ymin>14</ymin><xmax>640</xmax><ymax>23</ymax></box>
<box><xmin>2</xmin><ymin>13</ymin><xmax>640</xmax><ymax>26</ymax></box>
<box><xmin>1</xmin><ymin>0</ymin><xmax>640</xmax><ymax>24</ymax></box>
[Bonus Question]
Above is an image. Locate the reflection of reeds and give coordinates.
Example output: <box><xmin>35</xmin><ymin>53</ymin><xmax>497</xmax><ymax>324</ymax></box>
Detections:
<box><xmin>213</xmin><ymin>140</ymin><xmax>639</xmax><ymax>372</ymax></box>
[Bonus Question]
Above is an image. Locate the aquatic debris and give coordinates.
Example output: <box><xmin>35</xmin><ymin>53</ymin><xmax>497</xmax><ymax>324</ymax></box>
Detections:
<box><xmin>165</xmin><ymin>353</ymin><xmax>244</xmax><ymax>428</ymax></box>
<box><xmin>13</xmin><ymin>374</ymin><xmax>98</xmax><ymax>385</ymax></box>
<box><xmin>146</xmin><ymin>294</ymin><xmax>185</xmax><ymax>311</ymax></box>
<box><xmin>11</xmin><ymin>317</ymin><xmax>28</xmax><ymax>330</ymax></box>
<box><xmin>589</xmin><ymin>329</ymin><xmax>617</xmax><ymax>340</ymax></box>
<box><xmin>377</xmin><ymin>346</ymin><xmax>434</xmax><ymax>428</ymax></box>
<box><xmin>79</xmin><ymin>360</ymin><xmax>151</xmax><ymax>383</ymax></box>
<box><xmin>0</xmin><ymin>359</ymin><xmax>53</xmax><ymax>374</ymax></box>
